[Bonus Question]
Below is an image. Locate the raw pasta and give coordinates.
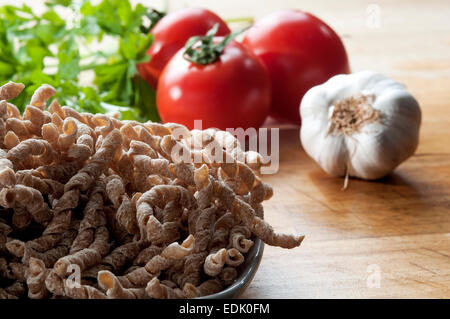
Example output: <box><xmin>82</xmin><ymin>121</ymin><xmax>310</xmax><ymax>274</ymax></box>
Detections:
<box><xmin>0</xmin><ymin>82</ymin><xmax>304</xmax><ymax>299</ymax></box>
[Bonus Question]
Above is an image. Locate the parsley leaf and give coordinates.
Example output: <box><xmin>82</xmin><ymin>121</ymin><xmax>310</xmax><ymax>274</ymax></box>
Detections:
<box><xmin>0</xmin><ymin>0</ymin><xmax>161</xmax><ymax>121</ymax></box>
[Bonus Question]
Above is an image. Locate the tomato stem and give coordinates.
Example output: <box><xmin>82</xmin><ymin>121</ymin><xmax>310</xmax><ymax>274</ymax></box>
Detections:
<box><xmin>183</xmin><ymin>23</ymin><xmax>249</xmax><ymax>65</ymax></box>
<box><xmin>140</xmin><ymin>9</ymin><xmax>166</xmax><ymax>33</ymax></box>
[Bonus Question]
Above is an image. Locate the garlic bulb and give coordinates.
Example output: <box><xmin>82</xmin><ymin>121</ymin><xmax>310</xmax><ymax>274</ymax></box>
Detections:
<box><xmin>300</xmin><ymin>71</ymin><xmax>421</xmax><ymax>180</ymax></box>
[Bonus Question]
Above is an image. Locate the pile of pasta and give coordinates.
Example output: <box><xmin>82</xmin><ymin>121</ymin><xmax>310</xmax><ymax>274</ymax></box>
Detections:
<box><xmin>0</xmin><ymin>82</ymin><xmax>304</xmax><ymax>299</ymax></box>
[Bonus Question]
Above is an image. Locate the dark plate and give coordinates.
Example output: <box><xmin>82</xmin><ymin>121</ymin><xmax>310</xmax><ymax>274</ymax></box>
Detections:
<box><xmin>198</xmin><ymin>238</ymin><xmax>264</xmax><ymax>299</ymax></box>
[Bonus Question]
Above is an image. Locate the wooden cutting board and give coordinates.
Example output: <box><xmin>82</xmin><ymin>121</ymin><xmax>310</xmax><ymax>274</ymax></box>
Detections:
<box><xmin>214</xmin><ymin>0</ymin><xmax>450</xmax><ymax>298</ymax></box>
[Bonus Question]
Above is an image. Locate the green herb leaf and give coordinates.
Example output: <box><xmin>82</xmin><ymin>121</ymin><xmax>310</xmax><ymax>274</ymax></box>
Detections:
<box><xmin>0</xmin><ymin>0</ymin><xmax>159</xmax><ymax>121</ymax></box>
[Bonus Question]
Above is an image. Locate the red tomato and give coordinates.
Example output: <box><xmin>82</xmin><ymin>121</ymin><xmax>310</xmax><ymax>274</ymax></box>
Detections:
<box><xmin>156</xmin><ymin>39</ymin><xmax>271</xmax><ymax>130</ymax></box>
<box><xmin>138</xmin><ymin>8</ymin><xmax>230</xmax><ymax>88</ymax></box>
<box><xmin>243</xmin><ymin>10</ymin><xmax>350</xmax><ymax>124</ymax></box>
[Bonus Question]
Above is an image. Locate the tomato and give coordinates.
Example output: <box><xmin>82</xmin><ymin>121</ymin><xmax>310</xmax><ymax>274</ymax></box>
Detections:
<box><xmin>242</xmin><ymin>10</ymin><xmax>350</xmax><ymax>124</ymax></box>
<box><xmin>138</xmin><ymin>8</ymin><xmax>230</xmax><ymax>88</ymax></box>
<box><xmin>156</xmin><ymin>39</ymin><xmax>271</xmax><ymax>130</ymax></box>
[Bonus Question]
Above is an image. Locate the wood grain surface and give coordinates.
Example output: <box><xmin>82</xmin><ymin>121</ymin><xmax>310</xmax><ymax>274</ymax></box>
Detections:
<box><xmin>18</xmin><ymin>0</ymin><xmax>450</xmax><ymax>298</ymax></box>
<box><xmin>230</xmin><ymin>0</ymin><xmax>450</xmax><ymax>298</ymax></box>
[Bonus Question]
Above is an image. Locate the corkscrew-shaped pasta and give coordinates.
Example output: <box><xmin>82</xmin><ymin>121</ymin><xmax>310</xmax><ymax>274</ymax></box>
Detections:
<box><xmin>146</xmin><ymin>277</ymin><xmax>188</xmax><ymax>299</ymax></box>
<box><xmin>181</xmin><ymin>205</ymin><xmax>215</xmax><ymax>287</ymax></box>
<box><xmin>0</xmin><ymin>185</ymin><xmax>52</xmax><ymax>225</ymax></box>
<box><xmin>135</xmin><ymin>185</ymin><xmax>195</xmax><ymax>242</ymax></box>
<box><xmin>0</xmin><ymin>82</ymin><xmax>304</xmax><ymax>299</ymax></box>
<box><xmin>99</xmin><ymin>235</ymin><xmax>194</xmax><ymax>289</ymax></box>
<box><xmin>29</xmin><ymin>84</ymin><xmax>56</xmax><ymax>110</ymax></box>
<box><xmin>183</xmin><ymin>278</ymin><xmax>223</xmax><ymax>298</ymax></box>
<box><xmin>27</xmin><ymin>257</ymin><xmax>49</xmax><ymax>299</ymax></box>
<box><xmin>98</xmin><ymin>271</ymin><xmax>148</xmax><ymax>299</ymax></box>
<box><xmin>53</xmin><ymin>226</ymin><xmax>109</xmax><ymax>276</ymax></box>
<box><xmin>204</xmin><ymin>248</ymin><xmax>227</xmax><ymax>277</ymax></box>
<box><xmin>70</xmin><ymin>179</ymin><xmax>107</xmax><ymax>253</ymax></box>
<box><xmin>22</xmin><ymin>220</ymin><xmax>79</xmax><ymax>267</ymax></box>
<box><xmin>0</xmin><ymin>150</ymin><xmax>15</xmax><ymax>187</ymax></box>
<box><xmin>0</xmin><ymin>82</ymin><xmax>25</xmax><ymax>101</ymax></box>
<box><xmin>7</xmin><ymin>139</ymin><xmax>57</xmax><ymax>169</ymax></box>
<box><xmin>229</xmin><ymin>225</ymin><xmax>254</xmax><ymax>253</ymax></box>
<box><xmin>105</xmin><ymin>174</ymin><xmax>138</xmax><ymax>235</ymax></box>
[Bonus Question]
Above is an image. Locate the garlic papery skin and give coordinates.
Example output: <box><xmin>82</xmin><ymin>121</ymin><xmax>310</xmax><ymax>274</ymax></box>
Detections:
<box><xmin>300</xmin><ymin>71</ymin><xmax>421</xmax><ymax>180</ymax></box>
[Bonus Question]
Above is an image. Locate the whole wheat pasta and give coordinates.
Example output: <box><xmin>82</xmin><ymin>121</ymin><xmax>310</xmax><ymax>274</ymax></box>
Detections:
<box><xmin>161</xmin><ymin>199</ymin><xmax>184</xmax><ymax>224</ymax></box>
<box><xmin>91</xmin><ymin>114</ymin><xmax>116</xmax><ymax>137</ymax></box>
<box><xmin>204</xmin><ymin>248</ymin><xmax>227</xmax><ymax>277</ymax></box>
<box><xmin>7</xmin><ymin>262</ymin><xmax>28</xmax><ymax>283</ymax></box>
<box><xmin>160</xmin><ymin>134</ymin><xmax>193</xmax><ymax>163</ymax></box>
<box><xmin>217</xmin><ymin>162</ymin><xmax>255</xmax><ymax>196</ymax></box>
<box><xmin>110</xmin><ymin>151</ymin><xmax>134</xmax><ymax>185</ymax></box>
<box><xmin>134</xmin><ymin>124</ymin><xmax>160</xmax><ymax>152</ymax></box>
<box><xmin>0</xmin><ymin>82</ymin><xmax>304</xmax><ymax>299</ymax></box>
<box><xmin>249</xmin><ymin>176</ymin><xmax>273</xmax><ymax>205</ymax></box>
<box><xmin>210</xmin><ymin>212</ymin><xmax>234</xmax><ymax>251</ymax></box>
<box><xmin>0</xmin><ymin>288</ymin><xmax>18</xmax><ymax>299</ymax></box>
<box><xmin>0</xmin><ymin>185</ymin><xmax>52</xmax><ymax>225</ymax></box>
<box><xmin>53</xmin><ymin>226</ymin><xmax>109</xmax><ymax>276</ymax></box>
<box><xmin>229</xmin><ymin>225</ymin><xmax>254</xmax><ymax>253</ymax></box>
<box><xmin>23</xmin><ymin>105</ymin><xmax>51</xmax><ymax>136</ymax></box>
<box><xmin>44</xmin><ymin>269</ymin><xmax>65</xmax><ymax>296</ymax></box>
<box><xmin>64</xmin><ymin>129</ymin><xmax>122</xmax><ymax>193</ymax></box>
<box><xmin>29</xmin><ymin>84</ymin><xmax>56</xmax><ymax>110</ymax></box>
<box><xmin>70</xmin><ymin>180</ymin><xmax>106</xmax><ymax>253</ymax></box>
<box><xmin>219</xmin><ymin>267</ymin><xmax>238</xmax><ymax>286</ymax></box>
<box><xmin>146</xmin><ymin>277</ymin><xmax>187</xmax><ymax>299</ymax></box>
<box><xmin>3</xmin><ymin>130</ymin><xmax>20</xmax><ymax>150</ymax></box>
<box><xmin>183</xmin><ymin>278</ymin><xmax>223</xmax><ymax>298</ymax></box>
<box><xmin>32</xmin><ymin>162</ymin><xmax>82</xmax><ymax>184</ymax></box>
<box><xmin>181</xmin><ymin>205</ymin><xmax>215</xmax><ymax>287</ymax></box>
<box><xmin>5</xmin><ymin>238</ymin><xmax>25</xmax><ymax>257</ymax></box>
<box><xmin>119</xmin><ymin>123</ymin><xmax>139</xmax><ymax>149</ymax></box>
<box><xmin>42</xmin><ymin>123</ymin><xmax>60</xmax><ymax>151</ymax></box>
<box><xmin>57</xmin><ymin>117</ymin><xmax>78</xmax><ymax>152</ymax></box>
<box><xmin>11</xmin><ymin>208</ymin><xmax>32</xmax><ymax>230</ymax></box>
<box><xmin>15</xmin><ymin>171</ymin><xmax>64</xmax><ymax>198</ymax></box>
<box><xmin>103</xmin><ymin>205</ymin><xmax>131</xmax><ymax>245</ymax></box>
<box><xmin>97</xmin><ymin>240</ymin><xmax>143</xmax><ymax>273</ymax></box>
<box><xmin>48</xmin><ymin>100</ymin><xmax>65</xmax><ymax>120</ymax></box>
<box><xmin>5</xmin><ymin>103</ymin><xmax>21</xmax><ymax>121</ymax></box>
<box><xmin>128</xmin><ymin>139</ymin><xmax>158</xmax><ymax>159</ymax></box>
<box><xmin>63</xmin><ymin>282</ymin><xmax>107</xmax><ymax>299</ymax></box>
<box><xmin>25</xmin><ymin>189</ymin><xmax>76</xmax><ymax>253</ymax></box>
<box><xmin>108</xmin><ymin>235</ymin><xmax>194</xmax><ymax>288</ymax></box>
<box><xmin>145</xmin><ymin>215</ymin><xmax>180</xmax><ymax>245</ymax></box>
<box><xmin>169</xmin><ymin>162</ymin><xmax>195</xmax><ymax>186</ymax></box>
<box><xmin>135</xmin><ymin>185</ymin><xmax>195</xmax><ymax>241</ymax></box>
<box><xmin>225</xmin><ymin>248</ymin><xmax>245</xmax><ymax>267</ymax></box>
<box><xmin>98</xmin><ymin>270</ymin><xmax>148</xmax><ymax>299</ymax></box>
<box><xmin>234</xmin><ymin>198</ymin><xmax>304</xmax><ymax>249</ymax></box>
<box><xmin>132</xmin><ymin>244</ymin><xmax>164</xmax><ymax>266</ymax></box>
<box><xmin>4</xmin><ymin>281</ymin><xmax>26</xmax><ymax>298</ymax></box>
<box><xmin>22</xmin><ymin>220</ymin><xmax>79</xmax><ymax>267</ymax></box>
<box><xmin>27</xmin><ymin>257</ymin><xmax>50</xmax><ymax>299</ymax></box>
<box><xmin>0</xmin><ymin>82</ymin><xmax>25</xmax><ymax>101</ymax></box>
<box><xmin>132</xmin><ymin>155</ymin><xmax>173</xmax><ymax>191</ymax></box>
<box><xmin>143</xmin><ymin>122</ymin><xmax>171</xmax><ymax>137</ymax></box>
<box><xmin>7</xmin><ymin>139</ymin><xmax>57</xmax><ymax>169</ymax></box>
<box><xmin>0</xmin><ymin>102</ymin><xmax>7</xmax><ymax>149</ymax></box>
<box><xmin>0</xmin><ymin>101</ymin><xmax>8</xmax><ymax>121</ymax></box>
<box><xmin>105</xmin><ymin>174</ymin><xmax>137</xmax><ymax>235</ymax></box>
<box><xmin>60</xmin><ymin>107</ymin><xmax>88</xmax><ymax>125</ymax></box>
<box><xmin>51</xmin><ymin>113</ymin><xmax>64</xmax><ymax>133</ymax></box>
<box><xmin>69</xmin><ymin>123</ymin><xmax>95</xmax><ymax>159</ymax></box>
